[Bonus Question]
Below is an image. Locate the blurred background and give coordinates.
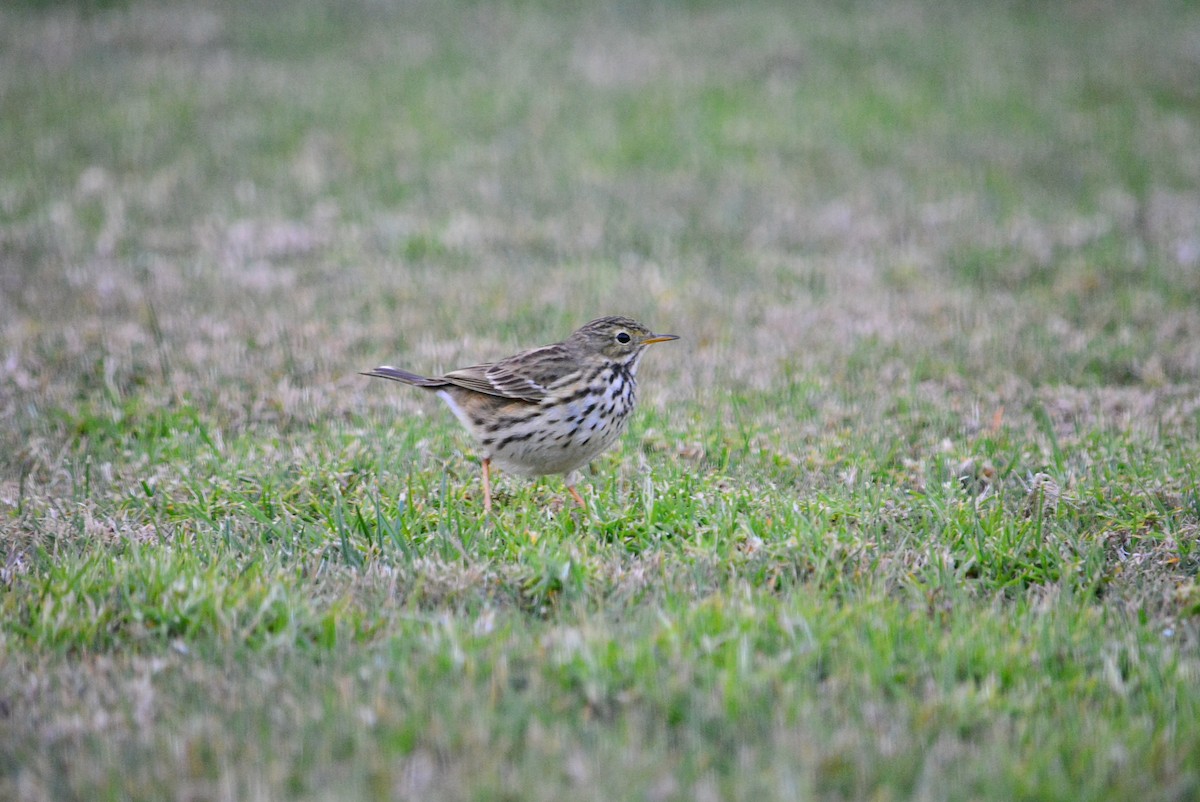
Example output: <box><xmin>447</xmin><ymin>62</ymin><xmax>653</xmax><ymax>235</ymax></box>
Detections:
<box><xmin>2</xmin><ymin>0</ymin><xmax>1199</xmax><ymax>484</ymax></box>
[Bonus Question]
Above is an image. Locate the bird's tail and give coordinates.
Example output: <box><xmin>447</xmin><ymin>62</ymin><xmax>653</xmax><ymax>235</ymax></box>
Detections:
<box><xmin>360</xmin><ymin>366</ymin><xmax>445</xmax><ymax>387</ymax></box>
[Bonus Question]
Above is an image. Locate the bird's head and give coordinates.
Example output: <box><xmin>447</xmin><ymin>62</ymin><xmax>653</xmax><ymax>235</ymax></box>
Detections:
<box><xmin>571</xmin><ymin>316</ymin><xmax>679</xmax><ymax>365</ymax></box>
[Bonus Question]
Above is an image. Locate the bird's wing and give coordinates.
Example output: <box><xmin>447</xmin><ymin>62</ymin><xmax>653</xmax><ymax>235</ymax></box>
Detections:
<box><xmin>442</xmin><ymin>343</ymin><xmax>580</xmax><ymax>402</ymax></box>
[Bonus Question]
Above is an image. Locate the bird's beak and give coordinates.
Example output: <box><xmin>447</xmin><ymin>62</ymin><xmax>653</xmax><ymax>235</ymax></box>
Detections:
<box><xmin>640</xmin><ymin>333</ymin><xmax>680</xmax><ymax>345</ymax></box>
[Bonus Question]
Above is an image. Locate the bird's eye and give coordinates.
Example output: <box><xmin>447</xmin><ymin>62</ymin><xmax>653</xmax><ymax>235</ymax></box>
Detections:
<box><xmin>616</xmin><ymin>331</ymin><xmax>631</xmax><ymax>344</ymax></box>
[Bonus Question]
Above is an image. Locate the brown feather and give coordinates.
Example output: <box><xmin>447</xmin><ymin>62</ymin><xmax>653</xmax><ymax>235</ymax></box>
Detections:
<box><xmin>442</xmin><ymin>343</ymin><xmax>582</xmax><ymax>402</ymax></box>
<box><xmin>359</xmin><ymin>366</ymin><xmax>446</xmax><ymax>388</ymax></box>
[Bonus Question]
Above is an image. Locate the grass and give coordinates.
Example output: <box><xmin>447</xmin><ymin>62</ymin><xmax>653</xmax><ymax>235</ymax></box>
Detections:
<box><xmin>2</xmin><ymin>0</ymin><xmax>1200</xmax><ymax>799</ymax></box>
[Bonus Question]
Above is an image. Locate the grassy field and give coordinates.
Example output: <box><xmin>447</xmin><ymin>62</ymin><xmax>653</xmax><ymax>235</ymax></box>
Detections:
<box><xmin>3</xmin><ymin>0</ymin><xmax>1200</xmax><ymax>799</ymax></box>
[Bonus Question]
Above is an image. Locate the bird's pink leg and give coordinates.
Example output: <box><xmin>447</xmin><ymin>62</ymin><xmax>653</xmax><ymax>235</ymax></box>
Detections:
<box><xmin>566</xmin><ymin>484</ymin><xmax>586</xmax><ymax>509</ymax></box>
<box><xmin>482</xmin><ymin>457</ymin><xmax>492</xmax><ymax>513</ymax></box>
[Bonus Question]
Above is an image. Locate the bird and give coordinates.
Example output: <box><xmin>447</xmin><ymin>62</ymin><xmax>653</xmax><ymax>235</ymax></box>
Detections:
<box><xmin>363</xmin><ymin>315</ymin><xmax>678</xmax><ymax>512</ymax></box>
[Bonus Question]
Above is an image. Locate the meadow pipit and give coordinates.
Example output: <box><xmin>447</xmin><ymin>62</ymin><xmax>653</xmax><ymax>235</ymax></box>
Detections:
<box><xmin>363</xmin><ymin>316</ymin><xmax>678</xmax><ymax>512</ymax></box>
